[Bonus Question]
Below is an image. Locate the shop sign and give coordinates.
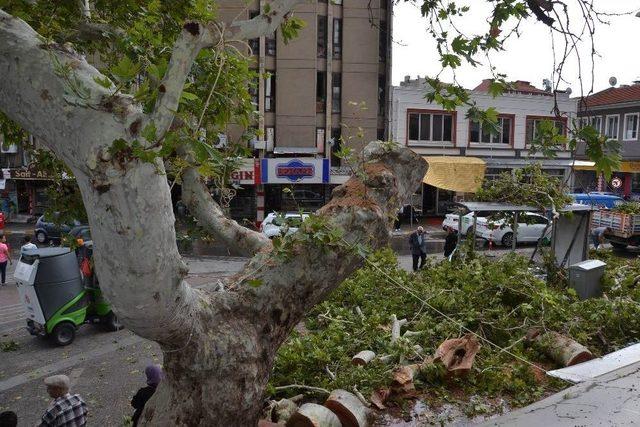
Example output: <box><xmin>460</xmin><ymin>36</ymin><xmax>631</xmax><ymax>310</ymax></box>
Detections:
<box><xmin>611</xmin><ymin>177</ymin><xmax>622</xmax><ymax>189</ymax></box>
<box><xmin>229</xmin><ymin>159</ymin><xmax>255</xmax><ymax>185</ymax></box>
<box><xmin>258</xmin><ymin>158</ymin><xmax>329</xmax><ymax>184</ymax></box>
<box><xmin>9</xmin><ymin>168</ymin><xmax>55</xmax><ymax>180</ymax></box>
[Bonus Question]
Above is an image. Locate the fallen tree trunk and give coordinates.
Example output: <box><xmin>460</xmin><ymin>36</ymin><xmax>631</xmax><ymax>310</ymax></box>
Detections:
<box><xmin>287</xmin><ymin>403</ymin><xmax>342</xmax><ymax>427</ymax></box>
<box><xmin>324</xmin><ymin>389</ymin><xmax>370</xmax><ymax>427</ymax></box>
<box><xmin>527</xmin><ymin>329</ymin><xmax>593</xmax><ymax>366</ymax></box>
<box><xmin>352</xmin><ymin>350</ymin><xmax>376</xmax><ymax>366</ymax></box>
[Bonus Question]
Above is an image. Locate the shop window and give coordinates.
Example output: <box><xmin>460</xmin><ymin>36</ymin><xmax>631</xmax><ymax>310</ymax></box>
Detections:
<box><xmin>331</xmin><ymin>73</ymin><xmax>341</xmax><ymax>113</ymax></box>
<box><xmin>332</xmin><ymin>19</ymin><xmax>342</xmax><ymax>59</ymax></box>
<box><xmin>407</xmin><ymin>111</ymin><xmax>453</xmax><ymax>144</ymax></box>
<box><xmin>317</xmin><ymin>16</ymin><xmax>327</xmax><ymax>58</ymax></box>
<box><xmin>265</xmin><ymin>72</ymin><xmax>275</xmax><ymax>112</ymax></box>
<box><xmin>470</xmin><ymin>117</ymin><xmax>512</xmax><ymax>145</ymax></box>
<box><xmin>316</xmin><ymin>72</ymin><xmax>326</xmax><ymax>113</ymax></box>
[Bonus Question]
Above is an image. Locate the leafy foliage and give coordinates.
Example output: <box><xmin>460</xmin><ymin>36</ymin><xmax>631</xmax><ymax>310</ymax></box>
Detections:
<box><xmin>612</xmin><ymin>202</ymin><xmax>640</xmax><ymax>215</ymax></box>
<box><xmin>270</xmin><ymin>249</ymin><xmax>640</xmax><ymax>414</ymax></box>
<box><xmin>476</xmin><ymin>164</ymin><xmax>572</xmax><ymax>211</ymax></box>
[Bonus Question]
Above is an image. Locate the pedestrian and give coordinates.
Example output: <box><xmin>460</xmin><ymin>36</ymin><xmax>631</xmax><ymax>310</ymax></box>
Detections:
<box><xmin>0</xmin><ymin>411</ymin><xmax>17</xmax><ymax>427</ymax></box>
<box><xmin>444</xmin><ymin>227</ymin><xmax>458</xmax><ymax>259</ymax></box>
<box><xmin>40</xmin><ymin>374</ymin><xmax>87</xmax><ymax>427</ymax></box>
<box><xmin>591</xmin><ymin>226</ymin><xmax>610</xmax><ymax>251</ymax></box>
<box><xmin>131</xmin><ymin>364</ymin><xmax>163</xmax><ymax>426</ymax></box>
<box><xmin>0</xmin><ymin>235</ymin><xmax>11</xmax><ymax>286</ymax></box>
<box><xmin>20</xmin><ymin>235</ymin><xmax>37</xmax><ymax>254</ymax></box>
<box><xmin>409</xmin><ymin>226</ymin><xmax>428</xmax><ymax>271</ymax></box>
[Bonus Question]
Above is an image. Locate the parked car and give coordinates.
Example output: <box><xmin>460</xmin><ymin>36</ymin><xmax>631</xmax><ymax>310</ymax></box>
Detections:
<box><xmin>260</xmin><ymin>212</ymin><xmax>310</xmax><ymax>238</ymax></box>
<box><xmin>442</xmin><ymin>211</ymin><xmax>492</xmax><ymax>235</ymax></box>
<box><xmin>34</xmin><ymin>214</ymin><xmax>83</xmax><ymax>244</ymax></box>
<box><xmin>571</xmin><ymin>193</ymin><xmax>623</xmax><ymax>209</ymax></box>
<box><xmin>475</xmin><ymin>212</ymin><xmax>551</xmax><ymax>247</ymax></box>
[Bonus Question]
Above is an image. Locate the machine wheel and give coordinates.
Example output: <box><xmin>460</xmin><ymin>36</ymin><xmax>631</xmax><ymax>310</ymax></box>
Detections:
<box><xmin>50</xmin><ymin>322</ymin><xmax>76</xmax><ymax>346</ymax></box>
<box><xmin>611</xmin><ymin>242</ymin><xmax>628</xmax><ymax>250</ymax></box>
<box><xmin>35</xmin><ymin>230</ymin><xmax>48</xmax><ymax>244</ymax></box>
<box><xmin>501</xmin><ymin>232</ymin><xmax>514</xmax><ymax>247</ymax></box>
<box><xmin>103</xmin><ymin>311</ymin><xmax>123</xmax><ymax>332</ymax></box>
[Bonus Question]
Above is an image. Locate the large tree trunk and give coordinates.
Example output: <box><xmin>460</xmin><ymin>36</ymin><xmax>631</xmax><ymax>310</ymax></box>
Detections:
<box><xmin>0</xmin><ymin>9</ymin><xmax>427</xmax><ymax>425</ymax></box>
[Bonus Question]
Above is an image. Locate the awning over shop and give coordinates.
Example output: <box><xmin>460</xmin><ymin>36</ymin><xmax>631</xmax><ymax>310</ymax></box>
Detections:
<box><xmin>422</xmin><ymin>156</ymin><xmax>486</xmax><ymax>193</ymax></box>
<box><xmin>573</xmin><ymin>161</ymin><xmax>640</xmax><ymax>173</ymax></box>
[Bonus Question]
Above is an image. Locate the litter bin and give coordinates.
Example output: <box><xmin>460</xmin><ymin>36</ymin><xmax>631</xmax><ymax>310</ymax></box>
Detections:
<box><xmin>568</xmin><ymin>259</ymin><xmax>606</xmax><ymax>300</ymax></box>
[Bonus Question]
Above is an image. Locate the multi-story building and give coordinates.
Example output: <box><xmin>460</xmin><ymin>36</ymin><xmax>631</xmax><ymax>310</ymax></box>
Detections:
<box><xmin>576</xmin><ymin>82</ymin><xmax>640</xmax><ymax>197</ymax></box>
<box><xmin>390</xmin><ymin>77</ymin><xmax>577</xmax><ymax>215</ymax></box>
<box><xmin>218</xmin><ymin>0</ymin><xmax>393</xmax><ymax>223</ymax></box>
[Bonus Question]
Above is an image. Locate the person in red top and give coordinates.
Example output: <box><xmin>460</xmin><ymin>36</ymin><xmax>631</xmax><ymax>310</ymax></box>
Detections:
<box><xmin>0</xmin><ymin>235</ymin><xmax>11</xmax><ymax>286</ymax></box>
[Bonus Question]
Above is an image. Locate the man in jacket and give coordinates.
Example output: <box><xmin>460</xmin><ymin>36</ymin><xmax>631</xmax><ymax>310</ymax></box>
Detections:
<box><xmin>409</xmin><ymin>226</ymin><xmax>428</xmax><ymax>271</ymax></box>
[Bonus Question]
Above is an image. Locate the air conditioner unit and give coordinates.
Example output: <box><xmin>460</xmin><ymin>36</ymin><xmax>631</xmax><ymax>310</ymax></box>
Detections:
<box><xmin>1</xmin><ymin>144</ymin><xmax>18</xmax><ymax>154</ymax></box>
<box><xmin>213</xmin><ymin>133</ymin><xmax>227</xmax><ymax>149</ymax></box>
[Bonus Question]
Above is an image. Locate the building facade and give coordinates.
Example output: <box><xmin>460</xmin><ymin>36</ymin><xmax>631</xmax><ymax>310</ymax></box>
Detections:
<box><xmin>218</xmin><ymin>0</ymin><xmax>392</xmax><ymax>223</ymax></box>
<box><xmin>390</xmin><ymin>77</ymin><xmax>577</xmax><ymax>215</ymax></box>
<box><xmin>576</xmin><ymin>83</ymin><xmax>640</xmax><ymax>197</ymax></box>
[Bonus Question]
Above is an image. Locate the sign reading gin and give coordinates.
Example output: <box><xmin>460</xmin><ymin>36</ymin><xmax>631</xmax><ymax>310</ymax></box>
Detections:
<box><xmin>259</xmin><ymin>158</ymin><xmax>330</xmax><ymax>184</ymax></box>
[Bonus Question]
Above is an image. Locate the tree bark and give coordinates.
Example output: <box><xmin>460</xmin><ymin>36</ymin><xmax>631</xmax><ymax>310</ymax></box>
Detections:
<box><xmin>0</xmin><ymin>8</ymin><xmax>427</xmax><ymax>426</ymax></box>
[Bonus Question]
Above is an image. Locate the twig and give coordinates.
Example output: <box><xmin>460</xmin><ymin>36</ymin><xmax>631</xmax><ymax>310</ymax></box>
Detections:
<box><xmin>352</xmin><ymin>386</ymin><xmax>371</xmax><ymax>407</ymax></box>
<box><xmin>391</xmin><ymin>314</ymin><xmax>407</xmax><ymax>343</ymax></box>
<box><xmin>324</xmin><ymin>365</ymin><xmax>336</xmax><ymax>380</ymax></box>
<box><xmin>274</xmin><ymin>384</ymin><xmax>330</xmax><ymax>394</ymax></box>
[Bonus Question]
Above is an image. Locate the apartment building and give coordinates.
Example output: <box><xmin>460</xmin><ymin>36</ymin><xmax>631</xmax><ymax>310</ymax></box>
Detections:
<box><xmin>390</xmin><ymin>77</ymin><xmax>577</xmax><ymax>215</ymax></box>
<box><xmin>576</xmin><ymin>82</ymin><xmax>640</xmax><ymax>197</ymax></box>
<box><xmin>218</xmin><ymin>0</ymin><xmax>392</xmax><ymax>223</ymax></box>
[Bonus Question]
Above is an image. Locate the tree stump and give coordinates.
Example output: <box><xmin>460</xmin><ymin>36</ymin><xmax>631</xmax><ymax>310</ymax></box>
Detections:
<box><xmin>433</xmin><ymin>334</ymin><xmax>481</xmax><ymax>375</ymax></box>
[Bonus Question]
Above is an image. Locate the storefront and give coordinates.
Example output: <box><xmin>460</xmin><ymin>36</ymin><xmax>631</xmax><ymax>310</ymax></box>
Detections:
<box><xmin>257</xmin><ymin>158</ymin><xmax>330</xmax><ymax>213</ymax></box>
<box><xmin>1</xmin><ymin>167</ymin><xmax>55</xmax><ymax>220</ymax></box>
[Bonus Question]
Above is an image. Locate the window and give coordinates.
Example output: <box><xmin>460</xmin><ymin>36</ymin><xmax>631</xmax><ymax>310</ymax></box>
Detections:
<box><xmin>331</xmin><ymin>128</ymin><xmax>342</xmax><ymax>166</ymax></box>
<box><xmin>470</xmin><ymin>117</ymin><xmax>512</xmax><ymax>145</ymax></box>
<box><xmin>316</xmin><ymin>128</ymin><xmax>325</xmax><ymax>153</ymax></box>
<box><xmin>407</xmin><ymin>112</ymin><xmax>454</xmax><ymax>144</ymax></box>
<box><xmin>248</xmin><ymin>11</ymin><xmax>259</xmax><ymax>55</ymax></box>
<box><xmin>265</xmin><ymin>73</ymin><xmax>275</xmax><ymax>112</ymax></box>
<box><xmin>266</xmin><ymin>127</ymin><xmax>275</xmax><ymax>151</ymax></box>
<box><xmin>317</xmin><ymin>16</ymin><xmax>327</xmax><ymax>58</ymax></box>
<box><xmin>266</xmin><ymin>37</ymin><xmax>276</xmax><ymax>56</ymax></box>
<box><xmin>605</xmin><ymin>115</ymin><xmax>620</xmax><ymax>139</ymax></box>
<box><xmin>378</xmin><ymin>74</ymin><xmax>386</xmax><ymax>117</ymax></box>
<box><xmin>332</xmin><ymin>19</ymin><xmax>342</xmax><ymax>59</ymax></box>
<box><xmin>378</xmin><ymin>20</ymin><xmax>387</xmax><ymax>63</ymax></box>
<box><xmin>249</xmin><ymin>75</ymin><xmax>259</xmax><ymax>109</ymax></box>
<box><xmin>526</xmin><ymin>117</ymin><xmax>565</xmax><ymax>144</ymax></box>
<box><xmin>624</xmin><ymin>113</ymin><xmax>639</xmax><ymax>141</ymax></box>
<box><xmin>588</xmin><ymin>116</ymin><xmax>602</xmax><ymax>133</ymax></box>
<box><xmin>484</xmin><ymin>168</ymin><xmax>511</xmax><ymax>181</ymax></box>
<box><xmin>316</xmin><ymin>72</ymin><xmax>326</xmax><ymax>113</ymax></box>
<box><xmin>331</xmin><ymin>73</ymin><xmax>341</xmax><ymax>113</ymax></box>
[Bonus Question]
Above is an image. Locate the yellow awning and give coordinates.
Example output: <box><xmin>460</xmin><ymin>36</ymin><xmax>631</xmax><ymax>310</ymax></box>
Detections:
<box><xmin>573</xmin><ymin>161</ymin><xmax>640</xmax><ymax>173</ymax></box>
<box><xmin>423</xmin><ymin>156</ymin><xmax>486</xmax><ymax>193</ymax></box>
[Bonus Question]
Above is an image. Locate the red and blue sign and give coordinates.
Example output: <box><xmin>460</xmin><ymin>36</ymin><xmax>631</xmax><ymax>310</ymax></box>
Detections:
<box><xmin>258</xmin><ymin>158</ymin><xmax>329</xmax><ymax>184</ymax></box>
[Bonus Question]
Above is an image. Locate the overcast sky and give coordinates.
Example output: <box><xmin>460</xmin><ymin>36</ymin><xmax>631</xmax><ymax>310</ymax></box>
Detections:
<box><xmin>392</xmin><ymin>0</ymin><xmax>640</xmax><ymax>95</ymax></box>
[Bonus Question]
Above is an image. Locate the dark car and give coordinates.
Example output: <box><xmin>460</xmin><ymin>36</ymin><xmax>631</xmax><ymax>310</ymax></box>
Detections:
<box><xmin>34</xmin><ymin>215</ymin><xmax>83</xmax><ymax>244</ymax></box>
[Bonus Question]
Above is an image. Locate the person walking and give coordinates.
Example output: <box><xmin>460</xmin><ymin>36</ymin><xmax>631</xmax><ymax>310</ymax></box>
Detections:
<box><xmin>443</xmin><ymin>227</ymin><xmax>458</xmax><ymax>259</ymax></box>
<box><xmin>0</xmin><ymin>235</ymin><xmax>11</xmax><ymax>286</ymax></box>
<box><xmin>131</xmin><ymin>364</ymin><xmax>163</xmax><ymax>426</ymax></box>
<box><xmin>20</xmin><ymin>235</ymin><xmax>37</xmax><ymax>254</ymax></box>
<box><xmin>591</xmin><ymin>226</ymin><xmax>610</xmax><ymax>251</ymax></box>
<box><xmin>409</xmin><ymin>226</ymin><xmax>428</xmax><ymax>271</ymax></box>
<box><xmin>40</xmin><ymin>375</ymin><xmax>87</xmax><ymax>426</ymax></box>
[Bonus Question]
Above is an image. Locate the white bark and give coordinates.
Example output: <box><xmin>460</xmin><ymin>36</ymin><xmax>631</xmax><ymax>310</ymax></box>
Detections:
<box><xmin>0</xmin><ymin>5</ymin><xmax>427</xmax><ymax>425</ymax></box>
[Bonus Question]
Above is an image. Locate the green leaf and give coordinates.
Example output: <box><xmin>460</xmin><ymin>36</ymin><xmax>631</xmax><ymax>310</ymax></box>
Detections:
<box><xmin>141</xmin><ymin>122</ymin><xmax>157</xmax><ymax>142</ymax></box>
<box><xmin>93</xmin><ymin>75</ymin><xmax>113</xmax><ymax>89</ymax></box>
<box><xmin>247</xmin><ymin>278</ymin><xmax>263</xmax><ymax>288</ymax></box>
<box><xmin>111</xmin><ymin>56</ymin><xmax>140</xmax><ymax>83</ymax></box>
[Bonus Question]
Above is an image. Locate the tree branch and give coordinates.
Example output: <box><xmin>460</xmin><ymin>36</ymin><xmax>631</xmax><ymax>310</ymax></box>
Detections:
<box><xmin>181</xmin><ymin>165</ymin><xmax>271</xmax><ymax>257</ymax></box>
<box><xmin>151</xmin><ymin>0</ymin><xmax>307</xmax><ymax>138</ymax></box>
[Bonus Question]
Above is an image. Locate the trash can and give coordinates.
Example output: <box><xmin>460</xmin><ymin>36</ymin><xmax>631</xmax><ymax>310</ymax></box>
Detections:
<box><xmin>568</xmin><ymin>259</ymin><xmax>606</xmax><ymax>300</ymax></box>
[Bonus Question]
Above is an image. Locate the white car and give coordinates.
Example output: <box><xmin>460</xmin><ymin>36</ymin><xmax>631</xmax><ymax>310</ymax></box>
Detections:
<box><xmin>475</xmin><ymin>212</ymin><xmax>551</xmax><ymax>247</ymax></box>
<box><xmin>261</xmin><ymin>212</ymin><xmax>310</xmax><ymax>238</ymax></box>
<box><xmin>442</xmin><ymin>211</ymin><xmax>491</xmax><ymax>235</ymax></box>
